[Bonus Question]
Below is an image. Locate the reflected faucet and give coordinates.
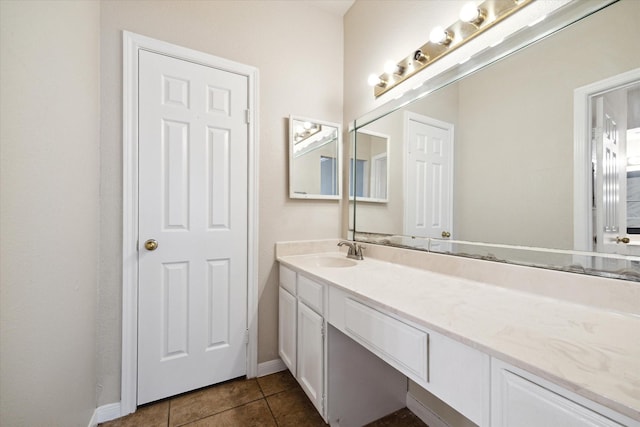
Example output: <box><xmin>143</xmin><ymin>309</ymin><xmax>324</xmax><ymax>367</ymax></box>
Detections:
<box><xmin>338</xmin><ymin>241</ymin><xmax>365</xmax><ymax>260</ymax></box>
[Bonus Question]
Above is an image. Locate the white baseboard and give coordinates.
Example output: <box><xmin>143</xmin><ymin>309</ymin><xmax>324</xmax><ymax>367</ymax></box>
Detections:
<box><xmin>257</xmin><ymin>358</ymin><xmax>287</xmax><ymax>377</ymax></box>
<box><xmin>88</xmin><ymin>402</ymin><xmax>121</xmax><ymax>426</ymax></box>
<box><xmin>406</xmin><ymin>392</ymin><xmax>449</xmax><ymax>427</ymax></box>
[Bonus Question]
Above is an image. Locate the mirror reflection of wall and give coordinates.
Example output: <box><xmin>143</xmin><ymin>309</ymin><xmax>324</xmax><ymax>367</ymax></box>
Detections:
<box><xmin>353</xmin><ymin>0</ymin><xmax>640</xmax><ymax>253</ymax></box>
<box><xmin>289</xmin><ymin>116</ymin><xmax>341</xmax><ymax>199</ymax></box>
<box><xmin>351</xmin><ymin>129</ymin><xmax>389</xmax><ymax>201</ymax></box>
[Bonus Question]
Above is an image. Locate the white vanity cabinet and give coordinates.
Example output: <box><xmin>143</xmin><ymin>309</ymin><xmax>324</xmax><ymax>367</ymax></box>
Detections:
<box><xmin>491</xmin><ymin>359</ymin><xmax>638</xmax><ymax>427</ymax></box>
<box><xmin>278</xmin><ymin>247</ymin><xmax>640</xmax><ymax>427</ymax></box>
<box><xmin>329</xmin><ymin>285</ymin><xmax>491</xmax><ymax>426</ymax></box>
<box><xmin>278</xmin><ymin>265</ymin><xmax>327</xmax><ymax>419</ymax></box>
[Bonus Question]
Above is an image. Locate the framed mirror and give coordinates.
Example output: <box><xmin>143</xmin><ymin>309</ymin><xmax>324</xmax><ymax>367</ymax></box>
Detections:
<box><xmin>289</xmin><ymin>116</ymin><xmax>342</xmax><ymax>200</ymax></box>
<box><xmin>351</xmin><ymin>0</ymin><xmax>640</xmax><ymax>280</ymax></box>
<box><xmin>351</xmin><ymin>129</ymin><xmax>390</xmax><ymax>203</ymax></box>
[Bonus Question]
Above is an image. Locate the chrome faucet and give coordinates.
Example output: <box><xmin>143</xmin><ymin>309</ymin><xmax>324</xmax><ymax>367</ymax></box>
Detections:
<box><xmin>337</xmin><ymin>240</ymin><xmax>365</xmax><ymax>260</ymax></box>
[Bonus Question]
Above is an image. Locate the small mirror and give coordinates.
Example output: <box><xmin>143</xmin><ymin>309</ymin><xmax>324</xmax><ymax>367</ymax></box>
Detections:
<box><xmin>351</xmin><ymin>129</ymin><xmax>390</xmax><ymax>202</ymax></box>
<box><xmin>289</xmin><ymin>116</ymin><xmax>342</xmax><ymax>200</ymax></box>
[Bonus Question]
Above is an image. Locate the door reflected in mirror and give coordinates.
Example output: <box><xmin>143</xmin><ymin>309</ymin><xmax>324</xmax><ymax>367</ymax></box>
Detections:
<box><xmin>289</xmin><ymin>116</ymin><xmax>341</xmax><ymax>200</ymax></box>
<box><xmin>592</xmin><ymin>81</ymin><xmax>640</xmax><ymax>256</ymax></box>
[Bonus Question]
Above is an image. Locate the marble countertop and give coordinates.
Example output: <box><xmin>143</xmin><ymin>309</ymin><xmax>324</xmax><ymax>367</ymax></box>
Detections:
<box><xmin>277</xmin><ymin>251</ymin><xmax>640</xmax><ymax>421</ymax></box>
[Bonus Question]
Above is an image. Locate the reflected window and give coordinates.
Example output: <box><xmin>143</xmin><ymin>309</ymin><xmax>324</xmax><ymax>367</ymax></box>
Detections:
<box><xmin>320</xmin><ymin>156</ymin><xmax>337</xmax><ymax>196</ymax></box>
<box><xmin>350</xmin><ymin>158</ymin><xmax>367</xmax><ymax>197</ymax></box>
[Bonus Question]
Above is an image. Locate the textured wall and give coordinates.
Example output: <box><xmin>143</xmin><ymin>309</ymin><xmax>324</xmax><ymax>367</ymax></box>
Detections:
<box><xmin>0</xmin><ymin>1</ymin><xmax>100</xmax><ymax>425</ymax></box>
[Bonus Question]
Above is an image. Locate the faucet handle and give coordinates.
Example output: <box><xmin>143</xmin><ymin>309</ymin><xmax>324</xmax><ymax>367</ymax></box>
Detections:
<box><xmin>338</xmin><ymin>240</ymin><xmax>364</xmax><ymax>260</ymax></box>
<box><xmin>337</xmin><ymin>240</ymin><xmax>355</xmax><ymax>249</ymax></box>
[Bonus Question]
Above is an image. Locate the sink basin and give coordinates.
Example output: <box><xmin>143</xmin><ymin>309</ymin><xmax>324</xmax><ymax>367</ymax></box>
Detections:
<box><xmin>305</xmin><ymin>255</ymin><xmax>358</xmax><ymax>268</ymax></box>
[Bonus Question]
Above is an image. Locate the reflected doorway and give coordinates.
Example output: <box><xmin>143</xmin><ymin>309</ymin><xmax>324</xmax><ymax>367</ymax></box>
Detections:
<box><xmin>590</xmin><ymin>77</ymin><xmax>640</xmax><ymax>255</ymax></box>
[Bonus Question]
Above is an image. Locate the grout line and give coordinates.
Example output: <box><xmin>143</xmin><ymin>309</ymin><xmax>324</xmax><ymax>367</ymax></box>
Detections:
<box><xmin>171</xmin><ymin>395</ymin><xmax>268</xmax><ymax>427</ymax></box>
<box><xmin>176</xmin><ymin>399</ymin><xmax>276</xmax><ymax>427</ymax></box>
<box><xmin>264</xmin><ymin>395</ymin><xmax>279</xmax><ymax>426</ymax></box>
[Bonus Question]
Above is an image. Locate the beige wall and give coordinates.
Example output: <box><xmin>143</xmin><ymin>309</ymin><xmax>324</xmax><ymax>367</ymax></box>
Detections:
<box><xmin>99</xmin><ymin>0</ymin><xmax>343</xmax><ymax>406</ymax></box>
<box><xmin>0</xmin><ymin>1</ymin><xmax>100</xmax><ymax>425</ymax></box>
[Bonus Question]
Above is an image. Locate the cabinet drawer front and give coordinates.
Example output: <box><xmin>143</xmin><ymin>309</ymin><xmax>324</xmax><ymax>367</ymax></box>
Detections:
<box><xmin>298</xmin><ymin>274</ymin><xmax>324</xmax><ymax>314</ymax></box>
<box><xmin>344</xmin><ymin>298</ymin><xmax>428</xmax><ymax>382</ymax></box>
<box><xmin>279</xmin><ymin>265</ymin><xmax>296</xmax><ymax>294</ymax></box>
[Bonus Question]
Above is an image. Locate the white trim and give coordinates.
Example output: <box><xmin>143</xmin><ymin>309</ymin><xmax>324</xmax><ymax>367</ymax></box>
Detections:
<box><xmin>87</xmin><ymin>409</ymin><xmax>98</xmax><ymax>427</ymax></box>
<box><xmin>573</xmin><ymin>68</ymin><xmax>640</xmax><ymax>252</ymax></box>
<box><xmin>122</xmin><ymin>31</ymin><xmax>259</xmax><ymax>416</ymax></box>
<box><xmin>98</xmin><ymin>403</ymin><xmax>122</xmax><ymax>425</ymax></box>
<box><xmin>406</xmin><ymin>392</ymin><xmax>450</xmax><ymax>427</ymax></box>
<box><xmin>257</xmin><ymin>358</ymin><xmax>288</xmax><ymax>377</ymax></box>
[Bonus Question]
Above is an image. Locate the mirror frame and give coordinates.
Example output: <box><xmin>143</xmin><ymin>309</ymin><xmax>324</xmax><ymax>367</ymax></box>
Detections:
<box><xmin>349</xmin><ymin>0</ymin><xmax>640</xmax><ymax>281</ymax></box>
<box><xmin>289</xmin><ymin>115</ymin><xmax>342</xmax><ymax>200</ymax></box>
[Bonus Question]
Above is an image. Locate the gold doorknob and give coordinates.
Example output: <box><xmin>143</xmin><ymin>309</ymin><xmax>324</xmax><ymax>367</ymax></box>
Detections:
<box><xmin>616</xmin><ymin>236</ymin><xmax>630</xmax><ymax>244</ymax></box>
<box><xmin>144</xmin><ymin>239</ymin><xmax>158</xmax><ymax>251</ymax></box>
<box><xmin>441</xmin><ymin>231</ymin><xmax>451</xmax><ymax>238</ymax></box>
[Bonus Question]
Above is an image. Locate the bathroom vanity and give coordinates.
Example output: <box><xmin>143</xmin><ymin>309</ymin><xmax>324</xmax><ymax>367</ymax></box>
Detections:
<box><xmin>276</xmin><ymin>240</ymin><xmax>640</xmax><ymax>427</ymax></box>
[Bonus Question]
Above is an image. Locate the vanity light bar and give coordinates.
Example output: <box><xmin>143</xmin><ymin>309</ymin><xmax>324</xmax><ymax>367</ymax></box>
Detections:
<box><xmin>370</xmin><ymin>0</ymin><xmax>534</xmax><ymax>98</ymax></box>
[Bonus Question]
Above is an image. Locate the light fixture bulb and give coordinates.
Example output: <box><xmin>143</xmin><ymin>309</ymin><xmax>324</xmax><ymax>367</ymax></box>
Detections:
<box><xmin>383</xmin><ymin>61</ymin><xmax>396</xmax><ymax>75</ymax></box>
<box><xmin>429</xmin><ymin>26</ymin><xmax>453</xmax><ymax>45</ymax></box>
<box><xmin>384</xmin><ymin>60</ymin><xmax>405</xmax><ymax>76</ymax></box>
<box><xmin>367</xmin><ymin>73</ymin><xmax>383</xmax><ymax>87</ymax></box>
<box><xmin>459</xmin><ymin>2</ymin><xmax>484</xmax><ymax>24</ymax></box>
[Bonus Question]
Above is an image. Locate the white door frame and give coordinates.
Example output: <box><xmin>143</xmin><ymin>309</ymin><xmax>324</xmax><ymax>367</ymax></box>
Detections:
<box><xmin>121</xmin><ymin>31</ymin><xmax>259</xmax><ymax>415</ymax></box>
<box><xmin>573</xmin><ymin>68</ymin><xmax>640</xmax><ymax>252</ymax></box>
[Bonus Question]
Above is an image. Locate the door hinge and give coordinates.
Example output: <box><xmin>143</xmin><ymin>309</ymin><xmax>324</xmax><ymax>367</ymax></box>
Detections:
<box><xmin>245</xmin><ymin>109</ymin><xmax>251</xmax><ymax>124</ymax></box>
<box><xmin>244</xmin><ymin>329</ymin><xmax>250</xmax><ymax>344</ymax></box>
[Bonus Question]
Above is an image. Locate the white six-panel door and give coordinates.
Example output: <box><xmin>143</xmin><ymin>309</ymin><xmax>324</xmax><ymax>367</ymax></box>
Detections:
<box><xmin>404</xmin><ymin>114</ymin><xmax>454</xmax><ymax>240</ymax></box>
<box><xmin>137</xmin><ymin>49</ymin><xmax>249</xmax><ymax>404</ymax></box>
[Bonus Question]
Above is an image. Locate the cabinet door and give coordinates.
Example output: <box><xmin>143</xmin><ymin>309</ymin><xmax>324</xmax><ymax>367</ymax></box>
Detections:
<box><xmin>278</xmin><ymin>287</ymin><xmax>297</xmax><ymax>376</ymax></box>
<box><xmin>492</xmin><ymin>362</ymin><xmax>625</xmax><ymax>427</ymax></box>
<box><xmin>297</xmin><ymin>302</ymin><xmax>324</xmax><ymax>416</ymax></box>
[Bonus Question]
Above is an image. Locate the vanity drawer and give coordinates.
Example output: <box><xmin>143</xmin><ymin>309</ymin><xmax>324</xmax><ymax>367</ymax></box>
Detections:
<box><xmin>279</xmin><ymin>265</ymin><xmax>296</xmax><ymax>294</ymax></box>
<box><xmin>297</xmin><ymin>274</ymin><xmax>324</xmax><ymax>314</ymax></box>
<box><xmin>344</xmin><ymin>297</ymin><xmax>428</xmax><ymax>383</ymax></box>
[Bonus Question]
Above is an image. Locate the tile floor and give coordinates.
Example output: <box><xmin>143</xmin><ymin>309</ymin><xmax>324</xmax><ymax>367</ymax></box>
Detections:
<box><xmin>99</xmin><ymin>370</ymin><xmax>427</xmax><ymax>427</ymax></box>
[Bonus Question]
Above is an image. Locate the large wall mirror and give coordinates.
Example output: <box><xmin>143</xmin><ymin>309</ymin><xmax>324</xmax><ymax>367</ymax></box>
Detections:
<box><xmin>290</xmin><ymin>116</ymin><xmax>342</xmax><ymax>200</ymax></box>
<box><xmin>351</xmin><ymin>0</ymin><xmax>640</xmax><ymax>280</ymax></box>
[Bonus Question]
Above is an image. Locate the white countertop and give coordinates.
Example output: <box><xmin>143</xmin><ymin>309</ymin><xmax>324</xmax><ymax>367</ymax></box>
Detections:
<box><xmin>277</xmin><ymin>251</ymin><xmax>640</xmax><ymax>421</ymax></box>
